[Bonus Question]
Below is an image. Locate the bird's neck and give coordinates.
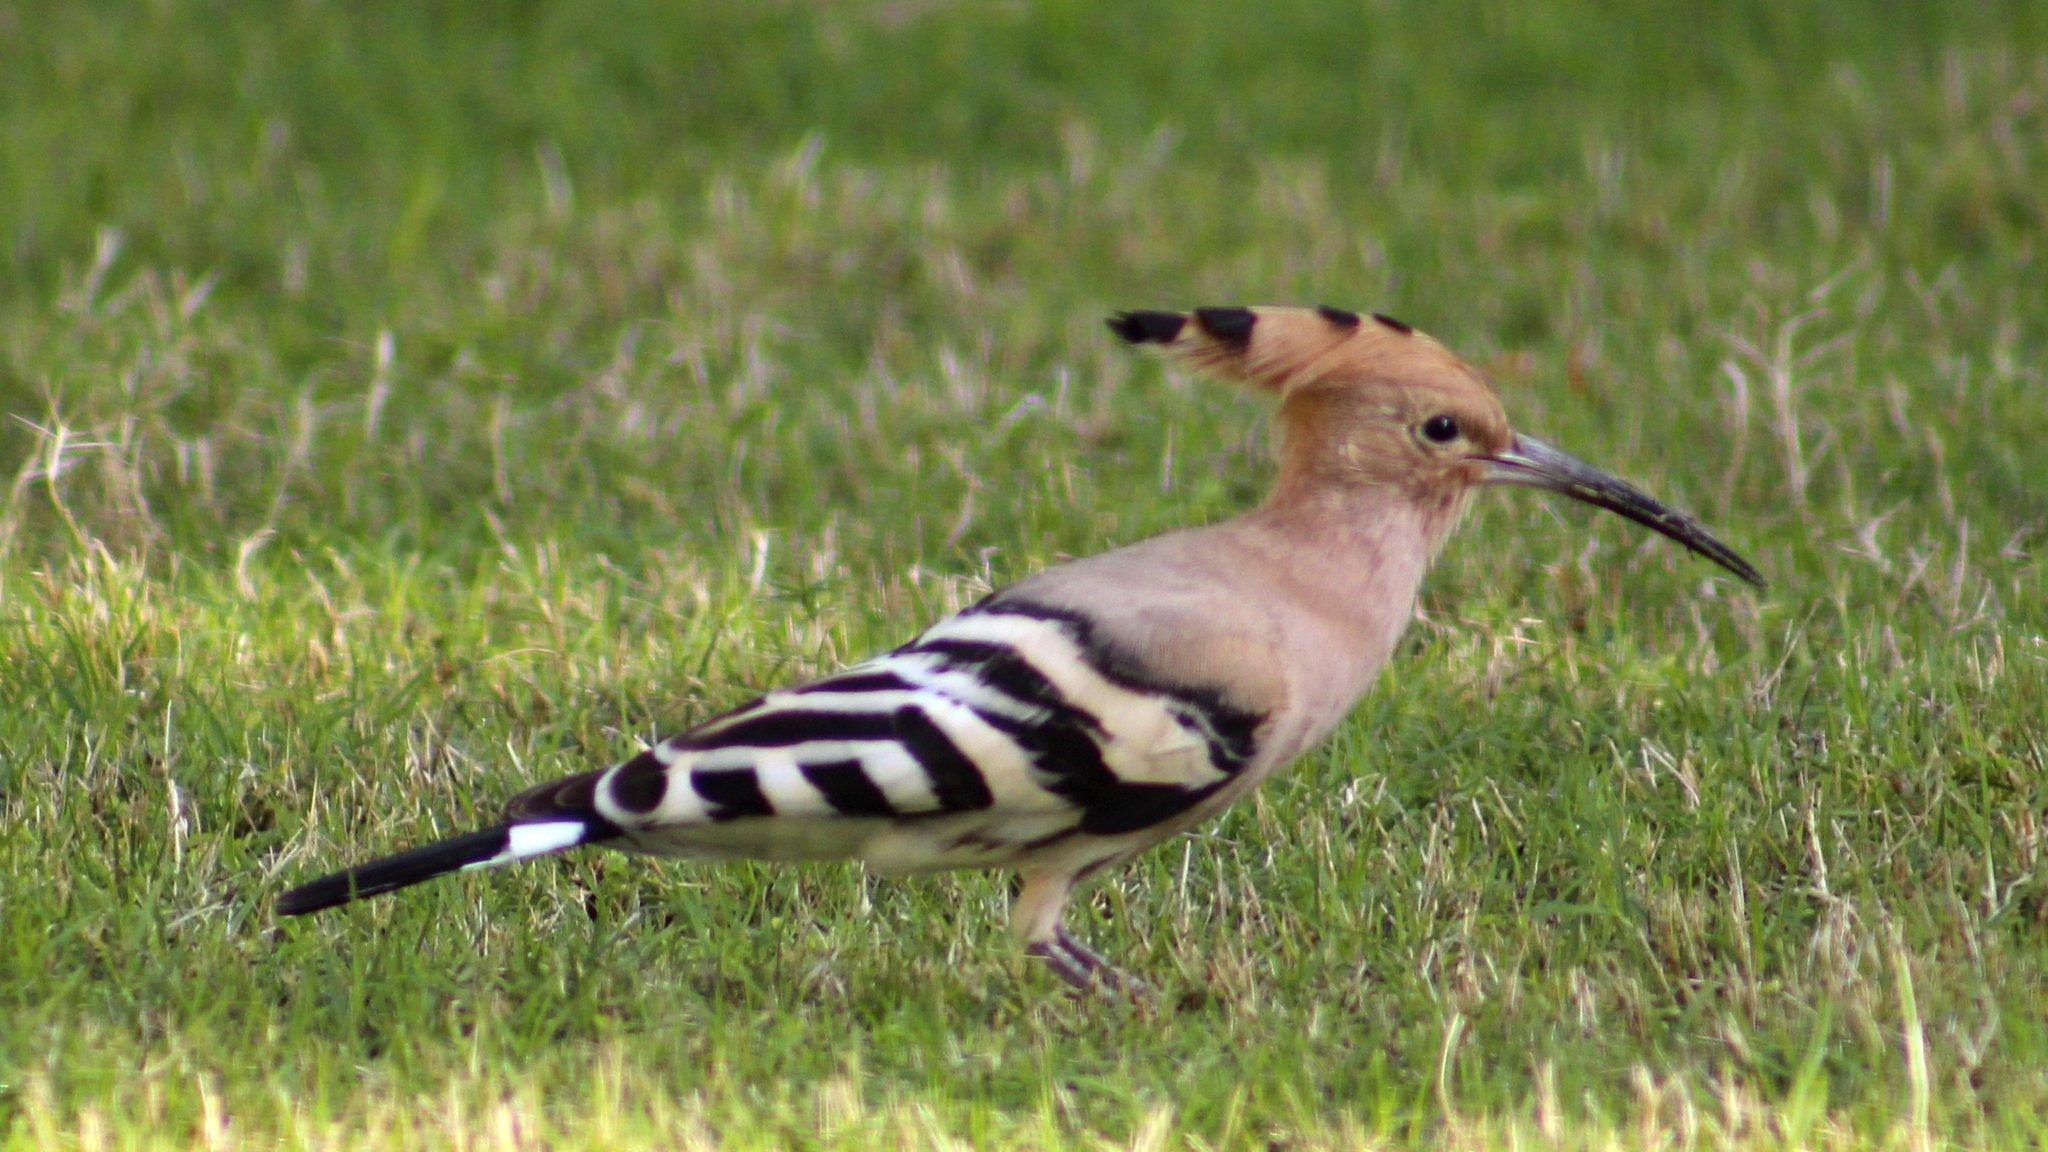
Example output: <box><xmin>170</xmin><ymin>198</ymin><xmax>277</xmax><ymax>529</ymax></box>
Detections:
<box><xmin>1207</xmin><ymin>481</ymin><xmax>1467</xmax><ymax>765</ymax></box>
<box><xmin>1249</xmin><ymin>474</ymin><xmax>1475</xmax><ymax>568</ymax></box>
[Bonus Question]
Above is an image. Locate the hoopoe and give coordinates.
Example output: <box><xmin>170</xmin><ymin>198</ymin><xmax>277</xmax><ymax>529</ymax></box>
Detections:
<box><xmin>277</xmin><ymin>305</ymin><xmax>1763</xmax><ymax>991</ymax></box>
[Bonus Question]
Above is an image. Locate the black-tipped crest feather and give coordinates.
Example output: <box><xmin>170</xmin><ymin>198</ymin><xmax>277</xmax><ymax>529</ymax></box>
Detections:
<box><xmin>1106</xmin><ymin>310</ymin><xmax>1186</xmax><ymax>344</ymax></box>
<box><xmin>1193</xmin><ymin>306</ymin><xmax>1256</xmax><ymax>345</ymax></box>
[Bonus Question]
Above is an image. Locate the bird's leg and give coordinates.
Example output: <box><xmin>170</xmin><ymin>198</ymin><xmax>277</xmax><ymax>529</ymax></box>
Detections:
<box><xmin>1012</xmin><ymin>869</ymin><xmax>1147</xmax><ymax>999</ymax></box>
<box><xmin>1052</xmin><ymin>927</ymin><xmax>1147</xmax><ymax>998</ymax></box>
<box><xmin>1024</xmin><ymin>936</ymin><xmax>1097</xmax><ymax>990</ymax></box>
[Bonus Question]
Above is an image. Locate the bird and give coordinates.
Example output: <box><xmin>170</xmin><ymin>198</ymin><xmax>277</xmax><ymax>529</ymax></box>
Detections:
<box><xmin>276</xmin><ymin>304</ymin><xmax>1764</xmax><ymax>992</ymax></box>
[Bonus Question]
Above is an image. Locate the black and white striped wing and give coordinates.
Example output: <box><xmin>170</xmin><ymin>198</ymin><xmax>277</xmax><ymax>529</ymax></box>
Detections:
<box><xmin>578</xmin><ymin>603</ymin><xmax>1265</xmax><ymax>871</ymax></box>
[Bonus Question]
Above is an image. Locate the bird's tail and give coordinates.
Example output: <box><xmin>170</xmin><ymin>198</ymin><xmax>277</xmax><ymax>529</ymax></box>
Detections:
<box><xmin>277</xmin><ymin>768</ymin><xmax>619</xmax><ymax>916</ymax></box>
<box><xmin>274</xmin><ymin>820</ymin><xmax>594</xmax><ymax>915</ymax></box>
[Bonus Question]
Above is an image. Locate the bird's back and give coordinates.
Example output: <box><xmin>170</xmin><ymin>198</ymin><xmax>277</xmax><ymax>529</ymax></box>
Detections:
<box><xmin>547</xmin><ymin>502</ymin><xmax>1431</xmax><ymax>874</ymax></box>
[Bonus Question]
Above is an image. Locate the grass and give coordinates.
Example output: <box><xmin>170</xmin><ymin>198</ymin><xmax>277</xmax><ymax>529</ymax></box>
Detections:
<box><xmin>3</xmin><ymin>0</ymin><xmax>2046</xmax><ymax>1146</ymax></box>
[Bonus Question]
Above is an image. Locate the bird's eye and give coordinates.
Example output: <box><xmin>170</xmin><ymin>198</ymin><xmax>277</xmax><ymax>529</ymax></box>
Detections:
<box><xmin>1420</xmin><ymin>415</ymin><xmax>1460</xmax><ymax>444</ymax></box>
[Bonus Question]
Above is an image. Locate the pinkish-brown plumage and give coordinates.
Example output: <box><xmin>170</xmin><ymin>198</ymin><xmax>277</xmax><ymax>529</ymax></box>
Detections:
<box><xmin>279</xmin><ymin>304</ymin><xmax>1760</xmax><ymax>995</ymax></box>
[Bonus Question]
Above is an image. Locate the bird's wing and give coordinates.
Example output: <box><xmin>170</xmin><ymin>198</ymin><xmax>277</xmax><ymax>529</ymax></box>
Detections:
<box><xmin>561</xmin><ymin>601</ymin><xmax>1267</xmax><ymax>867</ymax></box>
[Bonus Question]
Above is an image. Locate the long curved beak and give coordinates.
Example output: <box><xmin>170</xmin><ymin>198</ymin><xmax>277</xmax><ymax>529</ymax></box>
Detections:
<box><xmin>1483</xmin><ymin>434</ymin><xmax>1765</xmax><ymax>588</ymax></box>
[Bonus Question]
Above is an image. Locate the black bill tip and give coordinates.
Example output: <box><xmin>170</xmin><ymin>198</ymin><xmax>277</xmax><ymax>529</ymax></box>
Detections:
<box><xmin>1484</xmin><ymin>434</ymin><xmax>1766</xmax><ymax>589</ymax></box>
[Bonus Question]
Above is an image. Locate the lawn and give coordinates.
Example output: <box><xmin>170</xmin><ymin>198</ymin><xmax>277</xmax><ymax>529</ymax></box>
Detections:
<box><xmin>3</xmin><ymin>1</ymin><xmax>2046</xmax><ymax>1147</ymax></box>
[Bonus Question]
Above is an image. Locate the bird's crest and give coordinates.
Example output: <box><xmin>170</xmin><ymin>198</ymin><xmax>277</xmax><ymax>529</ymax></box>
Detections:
<box><xmin>1107</xmin><ymin>305</ymin><xmax>1476</xmax><ymax>400</ymax></box>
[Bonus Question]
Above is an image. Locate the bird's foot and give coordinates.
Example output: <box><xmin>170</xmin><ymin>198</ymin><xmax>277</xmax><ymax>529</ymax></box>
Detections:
<box><xmin>1027</xmin><ymin>928</ymin><xmax>1149</xmax><ymax>1001</ymax></box>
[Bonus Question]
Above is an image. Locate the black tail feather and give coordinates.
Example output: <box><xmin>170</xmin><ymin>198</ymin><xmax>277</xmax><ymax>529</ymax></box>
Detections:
<box><xmin>279</xmin><ymin>767</ymin><xmax>622</xmax><ymax>917</ymax></box>
<box><xmin>276</xmin><ymin>825</ymin><xmax>517</xmax><ymax>916</ymax></box>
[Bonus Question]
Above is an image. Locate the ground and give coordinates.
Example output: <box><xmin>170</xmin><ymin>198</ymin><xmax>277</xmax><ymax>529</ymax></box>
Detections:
<box><xmin>2</xmin><ymin>1</ymin><xmax>2046</xmax><ymax>1148</ymax></box>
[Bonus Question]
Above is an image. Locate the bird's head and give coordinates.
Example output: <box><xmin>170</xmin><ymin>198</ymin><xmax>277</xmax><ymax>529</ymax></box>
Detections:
<box><xmin>1108</xmin><ymin>304</ymin><xmax>1764</xmax><ymax>587</ymax></box>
